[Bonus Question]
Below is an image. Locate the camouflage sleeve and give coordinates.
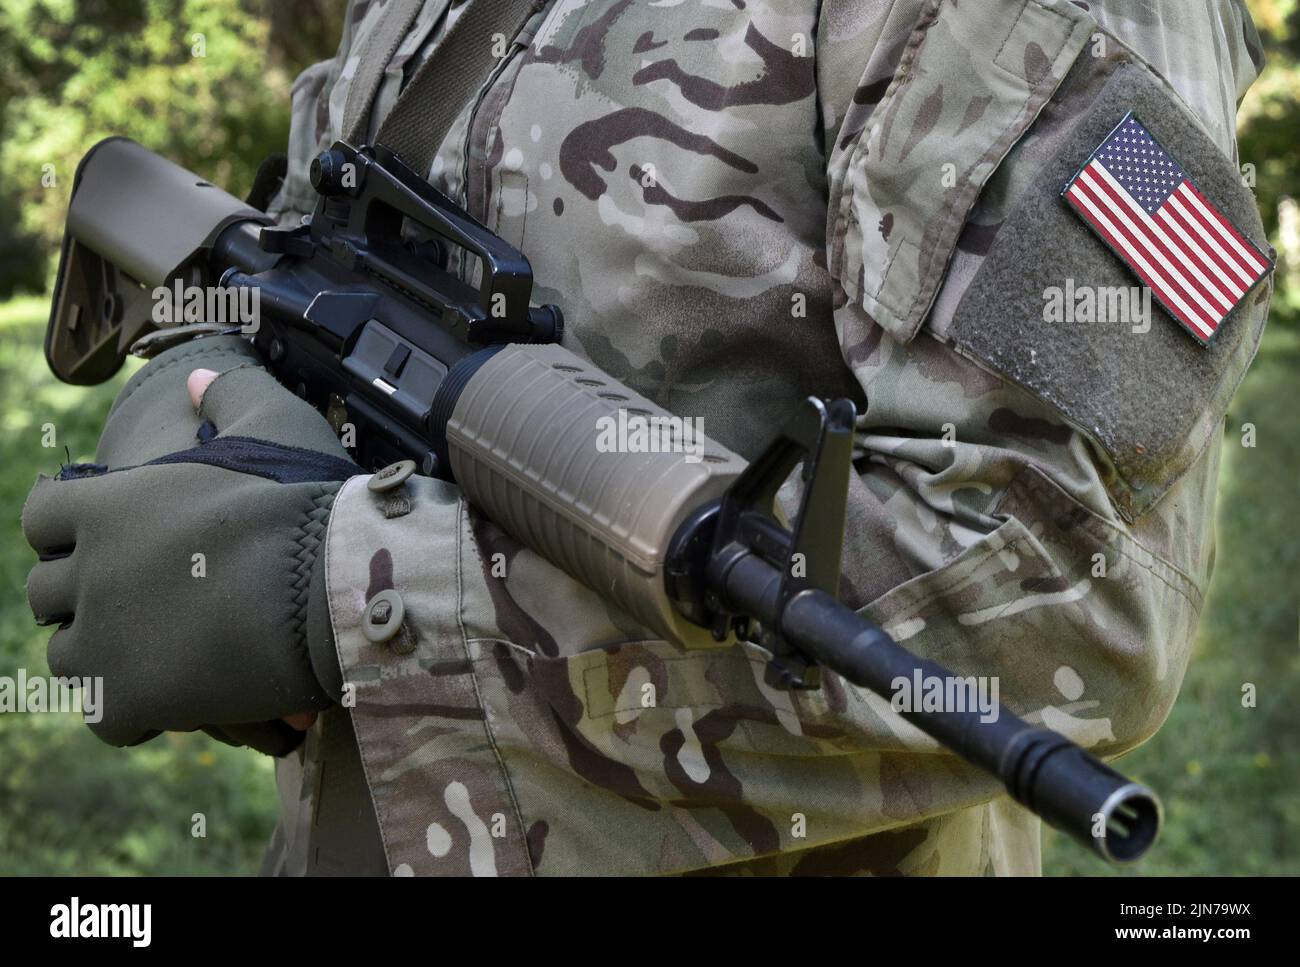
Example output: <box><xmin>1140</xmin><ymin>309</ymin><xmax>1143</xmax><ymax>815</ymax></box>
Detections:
<box><xmin>324</xmin><ymin>464</ymin><xmax>1050</xmax><ymax>876</ymax></box>
<box><xmin>815</xmin><ymin>0</ymin><xmax>1269</xmax><ymax>830</ymax></box>
<box><xmin>311</xmin><ymin>0</ymin><xmax>1271</xmax><ymax>876</ymax></box>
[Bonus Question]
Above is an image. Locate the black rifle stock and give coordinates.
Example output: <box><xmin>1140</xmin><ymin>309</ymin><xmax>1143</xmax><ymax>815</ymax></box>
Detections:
<box><xmin>46</xmin><ymin>137</ymin><xmax>1162</xmax><ymax>863</ymax></box>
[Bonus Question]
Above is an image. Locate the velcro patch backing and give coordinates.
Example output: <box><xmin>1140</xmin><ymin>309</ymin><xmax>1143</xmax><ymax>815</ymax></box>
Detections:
<box><xmin>951</xmin><ymin>63</ymin><xmax>1272</xmax><ymax>520</ymax></box>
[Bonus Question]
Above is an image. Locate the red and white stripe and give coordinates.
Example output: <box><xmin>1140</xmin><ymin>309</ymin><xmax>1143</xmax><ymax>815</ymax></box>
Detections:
<box><xmin>1065</xmin><ymin>158</ymin><xmax>1268</xmax><ymax>341</ymax></box>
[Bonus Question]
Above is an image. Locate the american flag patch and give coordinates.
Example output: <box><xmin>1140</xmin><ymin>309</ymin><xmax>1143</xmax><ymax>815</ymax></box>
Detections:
<box><xmin>1062</xmin><ymin>112</ymin><xmax>1272</xmax><ymax>345</ymax></box>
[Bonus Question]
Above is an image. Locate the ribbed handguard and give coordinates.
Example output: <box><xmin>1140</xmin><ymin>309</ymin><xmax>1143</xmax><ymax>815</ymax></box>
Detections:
<box><xmin>445</xmin><ymin>343</ymin><xmax>745</xmax><ymax>648</ymax></box>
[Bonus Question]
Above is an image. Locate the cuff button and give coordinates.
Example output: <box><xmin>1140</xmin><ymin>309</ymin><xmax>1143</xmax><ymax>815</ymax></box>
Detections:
<box><xmin>362</xmin><ymin>588</ymin><xmax>408</xmax><ymax>647</ymax></box>
<box><xmin>368</xmin><ymin>459</ymin><xmax>416</xmax><ymax>493</ymax></box>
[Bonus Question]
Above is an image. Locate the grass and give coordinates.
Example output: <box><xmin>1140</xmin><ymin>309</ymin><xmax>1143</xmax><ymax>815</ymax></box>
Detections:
<box><xmin>0</xmin><ymin>296</ymin><xmax>1294</xmax><ymax>875</ymax></box>
<box><xmin>1043</xmin><ymin>324</ymin><xmax>1300</xmax><ymax>875</ymax></box>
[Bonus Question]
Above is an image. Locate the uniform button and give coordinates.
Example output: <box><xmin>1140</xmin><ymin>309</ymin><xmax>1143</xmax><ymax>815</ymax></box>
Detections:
<box><xmin>361</xmin><ymin>589</ymin><xmax>405</xmax><ymax>644</ymax></box>
<box><xmin>368</xmin><ymin>459</ymin><xmax>416</xmax><ymax>493</ymax></box>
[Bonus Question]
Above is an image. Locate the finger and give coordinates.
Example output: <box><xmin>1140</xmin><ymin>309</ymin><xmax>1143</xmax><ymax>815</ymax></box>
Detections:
<box><xmin>82</xmin><ymin>718</ymin><xmax>162</xmax><ymax>749</ymax></box>
<box><xmin>122</xmin><ymin>729</ymin><xmax>164</xmax><ymax>747</ymax></box>
<box><xmin>46</xmin><ymin>628</ymin><xmax>162</xmax><ymax>749</ymax></box>
<box><xmin>45</xmin><ymin>624</ymin><xmax>82</xmax><ymax>680</ymax></box>
<box><xmin>46</xmin><ymin>628</ymin><xmax>155</xmax><ymax>750</ymax></box>
<box><xmin>26</xmin><ymin>555</ymin><xmax>77</xmax><ymax>626</ymax></box>
<box><xmin>204</xmin><ymin>721</ymin><xmax>306</xmax><ymax>757</ymax></box>
<box><xmin>108</xmin><ymin>332</ymin><xmax>263</xmax><ymax>421</ymax></box>
<box><xmin>88</xmin><ymin>723</ymin><xmax>161</xmax><ymax>749</ymax></box>
<box><xmin>81</xmin><ymin>681</ymin><xmax>159</xmax><ymax>748</ymax></box>
<box><xmin>198</xmin><ymin>365</ymin><xmax>353</xmax><ymax>460</ymax></box>
<box><xmin>188</xmin><ymin>368</ymin><xmax>220</xmax><ymax>410</ymax></box>
<box><xmin>21</xmin><ymin>474</ymin><xmax>81</xmax><ymax>554</ymax></box>
<box><xmin>282</xmin><ymin>711</ymin><xmax>318</xmax><ymax>731</ymax></box>
<box><xmin>99</xmin><ymin>335</ymin><xmax>262</xmax><ymax>467</ymax></box>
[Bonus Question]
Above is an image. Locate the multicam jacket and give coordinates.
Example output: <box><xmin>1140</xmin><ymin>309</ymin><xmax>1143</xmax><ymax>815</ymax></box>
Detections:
<box><xmin>261</xmin><ymin>0</ymin><xmax>1271</xmax><ymax>875</ymax></box>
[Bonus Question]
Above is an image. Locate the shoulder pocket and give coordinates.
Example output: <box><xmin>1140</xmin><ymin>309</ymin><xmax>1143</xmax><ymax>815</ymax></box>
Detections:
<box><xmin>949</xmin><ymin>61</ymin><xmax>1274</xmax><ymax>519</ymax></box>
<box><xmin>829</xmin><ymin>0</ymin><xmax>1096</xmax><ymax>341</ymax></box>
<box><xmin>830</xmin><ymin>0</ymin><xmax>1274</xmax><ymax>520</ymax></box>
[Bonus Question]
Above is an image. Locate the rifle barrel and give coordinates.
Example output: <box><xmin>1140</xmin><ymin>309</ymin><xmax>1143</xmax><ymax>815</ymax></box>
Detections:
<box><xmin>722</xmin><ymin>557</ymin><xmax>1161</xmax><ymax>862</ymax></box>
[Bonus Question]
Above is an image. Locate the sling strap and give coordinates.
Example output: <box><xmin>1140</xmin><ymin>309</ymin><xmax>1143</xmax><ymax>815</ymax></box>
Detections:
<box><xmin>344</xmin><ymin>0</ymin><xmax>545</xmax><ymax>177</ymax></box>
<box><xmin>341</xmin><ymin>0</ymin><xmax>427</xmax><ymax>146</ymax></box>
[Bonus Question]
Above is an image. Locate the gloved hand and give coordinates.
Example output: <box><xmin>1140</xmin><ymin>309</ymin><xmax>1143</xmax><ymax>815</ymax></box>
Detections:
<box><xmin>22</xmin><ymin>334</ymin><xmax>356</xmax><ymax>754</ymax></box>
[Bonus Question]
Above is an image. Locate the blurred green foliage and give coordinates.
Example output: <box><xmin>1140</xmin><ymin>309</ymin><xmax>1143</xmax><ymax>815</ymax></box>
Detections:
<box><xmin>1043</xmin><ymin>323</ymin><xmax>1300</xmax><ymax>875</ymax></box>
<box><xmin>1237</xmin><ymin>0</ymin><xmax>1300</xmax><ymax>330</ymax></box>
<box><xmin>0</xmin><ymin>0</ymin><xmax>1295</xmax><ymax>875</ymax></box>
<box><xmin>0</xmin><ymin>0</ymin><xmax>343</xmax><ymax>296</ymax></box>
<box><xmin>0</xmin><ymin>0</ymin><xmax>342</xmax><ymax>873</ymax></box>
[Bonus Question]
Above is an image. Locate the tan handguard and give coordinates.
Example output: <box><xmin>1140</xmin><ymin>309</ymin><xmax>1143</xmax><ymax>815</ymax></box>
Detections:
<box><xmin>444</xmin><ymin>342</ymin><xmax>746</xmax><ymax>650</ymax></box>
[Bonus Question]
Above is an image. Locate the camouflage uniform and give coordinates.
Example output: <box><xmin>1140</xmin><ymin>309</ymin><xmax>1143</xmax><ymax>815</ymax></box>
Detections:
<box><xmin>262</xmin><ymin>0</ymin><xmax>1271</xmax><ymax>875</ymax></box>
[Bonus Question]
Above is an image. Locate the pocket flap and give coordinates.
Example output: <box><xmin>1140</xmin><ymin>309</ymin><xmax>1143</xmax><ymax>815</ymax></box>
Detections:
<box><xmin>830</xmin><ymin>0</ymin><xmax>1095</xmax><ymax>342</ymax></box>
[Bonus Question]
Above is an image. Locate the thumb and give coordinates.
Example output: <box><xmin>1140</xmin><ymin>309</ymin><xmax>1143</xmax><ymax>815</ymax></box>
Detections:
<box><xmin>188</xmin><ymin>368</ymin><xmax>221</xmax><ymax>410</ymax></box>
<box><xmin>192</xmin><ymin>363</ymin><xmax>353</xmax><ymax>460</ymax></box>
<box><xmin>283</xmin><ymin>711</ymin><xmax>318</xmax><ymax>731</ymax></box>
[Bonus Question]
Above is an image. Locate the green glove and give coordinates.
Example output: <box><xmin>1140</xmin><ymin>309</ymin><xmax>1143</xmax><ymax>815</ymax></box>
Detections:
<box><xmin>22</xmin><ymin>335</ymin><xmax>356</xmax><ymax>753</ymax></box>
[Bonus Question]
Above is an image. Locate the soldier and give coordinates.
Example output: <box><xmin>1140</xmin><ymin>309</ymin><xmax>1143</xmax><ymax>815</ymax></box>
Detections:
<box><xmin>23</xmin><ymin>0</ymin><xmax>1273</xmax><ymax>875</ymax></box>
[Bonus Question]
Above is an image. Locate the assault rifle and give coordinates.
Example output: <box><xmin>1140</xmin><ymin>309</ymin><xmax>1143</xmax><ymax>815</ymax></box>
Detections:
<box><xmin>46</xmin><ymin>137</ymin><xmax>1162</xmax><ymax>863</ymax></box>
